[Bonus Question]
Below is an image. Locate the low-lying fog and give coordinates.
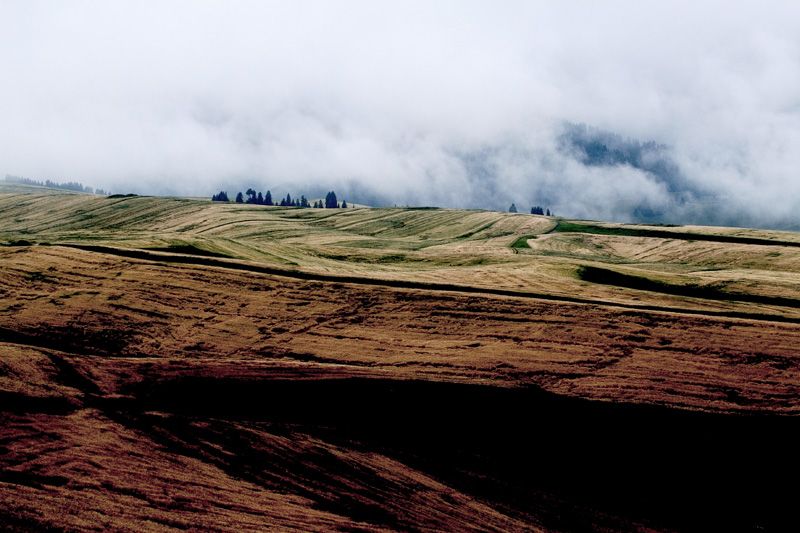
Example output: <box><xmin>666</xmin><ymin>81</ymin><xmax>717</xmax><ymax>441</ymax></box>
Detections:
<box><xmin>2</xmin><ymin>1</ymin><xmax>799</xmax><ymax>228</ymax></box>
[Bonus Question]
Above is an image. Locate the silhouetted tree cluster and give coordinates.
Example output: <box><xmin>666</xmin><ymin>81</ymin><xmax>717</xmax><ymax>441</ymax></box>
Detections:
<box><xmin>215</xmin><ymin>188</ymin><xmax>346</xmax><ymax>208</ymax></box>
<box><xmin>325</xmin><ymin>191</ymin><xmax>338</xmax><ymax>208</ymax></box>
<box><xmin>5</xmin><ymin>174</ymin><xmax>106</xmax><ymax>195</ymax></box>
<box><xmin>313</xmin><ymin>191</ymin><xmax>348</xmax><ymax>208</ymax></box>
<box><xmin>277</xmin><ymin>193</ymin><xmax>310</xmax><ymax>207</ymax></box>
<box><xmin>509</xmin><ymin>203</ymin><xmax>518</xmax><ymax>213</ymax></box>
<box><xmin>220</xmin><ymin>188</ymin><xmax>276</xmax><ymax>205</ymax></box>
<box><xmin>529</xmin><ymin>206</ymin><xmax>552</xmax><ymax>216</ymax></box>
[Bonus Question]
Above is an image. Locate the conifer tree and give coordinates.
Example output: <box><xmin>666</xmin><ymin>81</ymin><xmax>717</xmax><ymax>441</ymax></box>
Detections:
<box><xmin>325</xmin><ymin>191</ymin><xmax>338</xmax><ymax>208</ymax></box>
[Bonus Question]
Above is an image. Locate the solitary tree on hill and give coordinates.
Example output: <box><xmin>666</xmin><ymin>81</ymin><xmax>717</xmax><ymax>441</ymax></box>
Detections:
<box><xmin>509</xmin><ymin>203</ymin><xmax>518</xmax><ymax>213</ymax></box>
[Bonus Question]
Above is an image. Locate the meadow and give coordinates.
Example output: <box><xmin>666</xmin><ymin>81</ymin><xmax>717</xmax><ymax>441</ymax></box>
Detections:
<box><xmin>3</xmin><ymin>186</ymin><xmax>800</xmax><ymax>321</ymax></box>
<box><xmin>2</xmin><ymin>185</ymin><xmax>799</xmax><ymax>531</ymax></box>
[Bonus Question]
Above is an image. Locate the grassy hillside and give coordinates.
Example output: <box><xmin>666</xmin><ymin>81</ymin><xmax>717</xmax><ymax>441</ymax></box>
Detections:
<box><xmin>3</xmin><ymin>185</ymin><xmax>800</xmax><ymax>320</ymax></box>
<box><xmin>3</xmin><ymin>185</ymin><xmax>800</xmax><ymax>531</ymax></box>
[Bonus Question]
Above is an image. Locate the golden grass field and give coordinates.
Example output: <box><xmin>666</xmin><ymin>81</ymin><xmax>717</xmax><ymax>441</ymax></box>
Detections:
<box><xmin>3</xmin><ymin>186</ymin><xmax>800</xmax><ymax>320</ymax></box>
<box><xmin>2</xmin><ymin>184</ymin><xmax>800</xmax><ymax>531</ymax></box>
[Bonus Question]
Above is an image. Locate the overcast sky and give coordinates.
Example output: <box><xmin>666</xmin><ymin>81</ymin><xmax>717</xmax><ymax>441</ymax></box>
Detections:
<box><xmin>1</xmin><ymin>1</ymin><xmax>799</xmax><ymax>225</ymax></box>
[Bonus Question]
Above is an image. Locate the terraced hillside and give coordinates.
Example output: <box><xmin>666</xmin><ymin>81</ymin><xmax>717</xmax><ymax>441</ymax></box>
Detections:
<box><xmin>2</xmin><ymin>186</ymin><xmax>800</xmax><ymax>531</ymax></box>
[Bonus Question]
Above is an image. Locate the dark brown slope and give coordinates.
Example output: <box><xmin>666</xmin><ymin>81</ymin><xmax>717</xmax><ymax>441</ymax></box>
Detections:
<box><xmin>2</xmin><ymin>245</ymin><xmax>800</xmax><ymax>531</ymax></box>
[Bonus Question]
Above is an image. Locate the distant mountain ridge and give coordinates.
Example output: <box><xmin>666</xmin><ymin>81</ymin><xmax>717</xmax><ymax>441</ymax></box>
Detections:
<box><xmin>558</xmin><ymin>123</ymin><xmax>682</xmax><ymax>190</ymax></box>
<box><xmin>556</xmin><ymin>122</ymin><xmax>704</xmax><ymax>222</ymax></box>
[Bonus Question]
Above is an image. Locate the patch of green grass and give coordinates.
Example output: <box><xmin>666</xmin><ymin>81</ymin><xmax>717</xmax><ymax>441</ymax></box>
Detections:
<box><xmin>510</xmin><ymin>235</ymin><xmax>535</xmax><ymax>249</ymax></box>
<box><xmin>316</xmin><ymin>252</ymin><xmax>411</xmax><ymax>264</ymax></box>
<box><xmin>555</xmin><ymin>221</ymin><xmax>800</xmax><ymax>248</ymax></box>
<box><xmin>375</xmin><ymin>254</ymin><xmax>408</xmax><ymax>264</ymax></box>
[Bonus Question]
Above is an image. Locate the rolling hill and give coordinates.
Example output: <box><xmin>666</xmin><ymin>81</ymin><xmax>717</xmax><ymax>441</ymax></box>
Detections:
<box><xmin>2</xmin><ymin>185</ymin><xmax>799</xmax><ymax>531</ymax></box>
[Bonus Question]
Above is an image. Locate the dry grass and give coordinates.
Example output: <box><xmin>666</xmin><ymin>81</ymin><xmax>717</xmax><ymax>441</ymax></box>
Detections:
<box><xmin>2</xmin><ymin>186</ymin><xmax>800</xmax><ymax>531</ymax></box>
<box><xmin>3</xmin><ymin>187</ymin><xmax>800</xmax><ymax>320</ymax></box>
<box><xmin>3</xmin><ymin>244</ymin><xmax>799</xmax><ymax>413</ymax></box>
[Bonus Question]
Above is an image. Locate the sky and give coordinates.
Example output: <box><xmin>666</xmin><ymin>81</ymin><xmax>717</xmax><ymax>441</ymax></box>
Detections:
<box><xmin>1</xmin><ymin>1</ymin><xmax>799</xmax><ymax>226</ymax></box>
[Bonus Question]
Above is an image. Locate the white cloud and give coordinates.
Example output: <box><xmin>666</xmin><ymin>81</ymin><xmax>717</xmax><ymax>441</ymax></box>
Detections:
<box><xmin>1</xmin><ymin>1</ymin><xmax>799</xmax><ymax>225</ymax></box>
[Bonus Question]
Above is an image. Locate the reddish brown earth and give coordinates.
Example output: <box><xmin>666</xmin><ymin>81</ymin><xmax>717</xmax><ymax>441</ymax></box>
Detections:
<box><xmin>2</xmin><ymin>244</ymin><xmax>800</xmax><ymax>531</ymax></box>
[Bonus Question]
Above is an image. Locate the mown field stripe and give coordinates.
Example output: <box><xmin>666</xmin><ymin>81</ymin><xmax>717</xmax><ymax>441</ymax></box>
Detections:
<box><xmin>58</xmin><ymin>243</ymin><xmax>800</xmax><ymax>325</ymax></box>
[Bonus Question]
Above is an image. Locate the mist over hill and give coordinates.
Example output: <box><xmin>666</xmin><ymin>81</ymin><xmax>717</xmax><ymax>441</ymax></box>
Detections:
<box><xmin>2</xmin><ymin>2</ymin><xmax>799</xmax><ymax>229</ymax></box>
<box><xmin>135</xmin><ymin>120</ymin><xmax>798</xmax><ymax>230</ymax></box>
<box><xmin>3</xmin><ymin>120</ymin><xmax>796</xmax><ymax>230</ymax></box>
<box><xmin>452</xmin><ymin>123</ymin><xmax>693</xmax><ymax>223</ymax></box>
<box><xmin>444</xmin><ymin>123</ymin><xmax>797</xmax><ymax>230</ymax></box>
